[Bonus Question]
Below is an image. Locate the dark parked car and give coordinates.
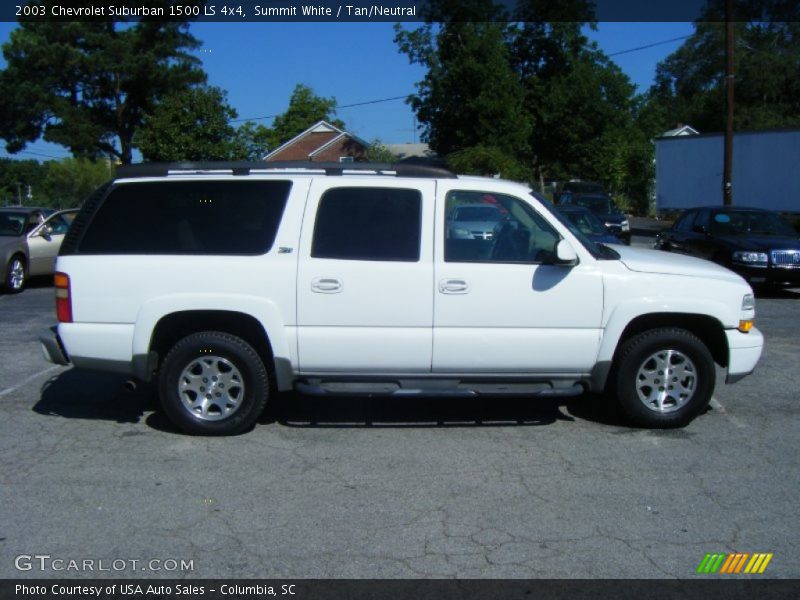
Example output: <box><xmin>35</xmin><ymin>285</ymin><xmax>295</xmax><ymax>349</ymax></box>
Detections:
<box><xmin>655</xmin><ymin>206</ymin><xmax>800</xmax><ymax>289</ymax></box>
<box><xmin>556</xmin><ymin>205</ymin><xmax>624</xmax><ymax>245</ymax></box>
<box><xmin>558</xmin><ymin>193</ymin><xmax>631</xmax><ymax>244</ymax></box>
<box><xmin>554</xmin><ymin>180</ymin><xmax>606</xmax><ymax>203</ymax></box>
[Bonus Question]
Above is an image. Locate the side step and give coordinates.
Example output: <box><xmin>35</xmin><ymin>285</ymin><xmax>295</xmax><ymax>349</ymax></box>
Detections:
<box><xmin>294</xmin><ymin>381</ymin><xmax>584</xmax><ymax>399</ymax></box>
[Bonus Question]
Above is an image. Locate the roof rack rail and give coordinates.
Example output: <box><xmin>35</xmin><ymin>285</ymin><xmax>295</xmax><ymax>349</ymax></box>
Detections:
<box><xmin>114</xmin><ymin>160</ymin><xmax>456</xmax><ymax>180</ymax></box>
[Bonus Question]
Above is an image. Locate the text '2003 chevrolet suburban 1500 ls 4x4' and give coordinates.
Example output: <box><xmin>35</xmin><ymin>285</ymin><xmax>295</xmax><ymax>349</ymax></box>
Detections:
<box><xmin>40</xmin><ymin>161</ymin><xmax>763</xmax><ymax>435</ymax></box>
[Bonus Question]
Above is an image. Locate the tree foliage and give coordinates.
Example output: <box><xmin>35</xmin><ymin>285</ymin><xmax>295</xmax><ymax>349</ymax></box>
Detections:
<box><xmin>0</xmin><ymin>157</ymin><xmax>111</xmax><ymax>208</ymax></box>
<box><xmin>0</xmin><ymin>10</ymin><xmax>205</xmax><ymax>164</ymax></box>
<box><xmin>136</xmin><ymin>86</ymin><xmax>243</xmax><ymax>161</ymax></box>
<box><xmin>648</xmin><ymin>19</ymin><xmax>800</xmax><ymax>133</ymax></box>
<box><xmin>396</xmin><ymin>5</ymin><xmax>641</xmax><ymax>197</ymax></box>
<box><xmin>268</xmin><ymin>84</ymin><xmax>345</xmax><ymax>150</ymax></box>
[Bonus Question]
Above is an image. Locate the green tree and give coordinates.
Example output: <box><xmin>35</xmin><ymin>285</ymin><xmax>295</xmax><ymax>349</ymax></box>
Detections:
<box><xmin>269</xmin><ymin>84</ymin><xmax>345</xmax><ymax>149</ymax></box>
<box><xmin>364</xmin><ymin>140</ymin><xmax>397</xmax><ymax>163</ymax></box>
<box><xmin>136</xmin><ymin>86</ymin><xmax>242</xmax><ymax>161</ymax></box>
<box><xmin>0</xmin><ymin>10</ymin><xmax>205</xmax><ymax>164</ymax></box>
<box><xmin>395</xmin><ymin>20</ymin><xmax>532</xmax><ymax>178</ymax></box>
<box><xmin>648</xmin><ymin>18</ymin><xmax>800</xmax><ymax>133</ymax></box>
<box><xmin>234</xmin><ymin>121</ymin><xmax>273</xmax><ymax>160</ymax></box>
<box><xmin>41</xmin><ymin>158</ymin><xmax>112</xmax><ymax>208</ymax></box>
<box><xmin>0</xmin><ymin>158</ymin><xmax>47</xmax><ymax>206</ymax></box>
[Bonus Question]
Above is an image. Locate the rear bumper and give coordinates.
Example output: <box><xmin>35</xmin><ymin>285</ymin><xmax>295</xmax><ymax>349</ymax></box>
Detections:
<box><xmin>40</xmin><ymin>326</ymin><xmax>70</xmax><ymax>366</ymax></box>
<box><xmin>725</xmin><ymin>326</ymin><xmax>764</xmax><ymax>384</ymax></box>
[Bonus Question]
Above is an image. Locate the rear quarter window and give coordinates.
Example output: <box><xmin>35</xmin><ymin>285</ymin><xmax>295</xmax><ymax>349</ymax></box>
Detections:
<box><xmin>77</xmin><ymin>180</ymin><xmax>291</xmax><ymax>255</ymax></box>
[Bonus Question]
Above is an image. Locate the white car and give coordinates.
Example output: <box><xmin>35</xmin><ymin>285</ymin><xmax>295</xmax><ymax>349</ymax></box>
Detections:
<box><xmin>41</xmin><ymin>162</ymin><xmax>763</xmax><ymax>435</ymax></box>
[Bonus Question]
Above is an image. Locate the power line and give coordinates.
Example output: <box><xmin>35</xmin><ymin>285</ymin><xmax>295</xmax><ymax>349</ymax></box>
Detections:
<box><xmin>230</xmin><ymin>94</ymin><xmax>409</xmax><ymax>123</ymax></box>
<box><xmin>607</xmin><ymin>34</ymin><xmax>693</xmax><ymax>57</ymax></box>
<box><xmin>230</xmin><ymin>35</ymin><xmax>692</xmax><ymax>126</ymax></box>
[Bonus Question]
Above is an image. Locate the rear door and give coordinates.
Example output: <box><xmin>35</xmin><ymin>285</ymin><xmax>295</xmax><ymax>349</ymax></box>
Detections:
<box><xmin>296</xmin><ymin>179</ymin><xmax>435</xmax><ymax>372</ymax></box>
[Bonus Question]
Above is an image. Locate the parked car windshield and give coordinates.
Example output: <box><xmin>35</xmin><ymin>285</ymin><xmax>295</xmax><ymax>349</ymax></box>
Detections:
<box><xmin>0</xmin><ymin>212</ymin><xmax>26</xmax><ymax>236</ymax></box>
<box><xmin>711</xmin><ymin>210</ymin><xmax>797</xmax><ymax>237</ymax></box>
<box><xmin>451</xmin><ymin>205</ymin><xmax>503</xmax><ymax>221</ymax></box>
<box><xmin>569</xmin><ymin>195</ymin><xmax>615</xmax><ymax>214</ymax></box>
<box><xmin>560</xmin><ymin>208</ymin><xmax>608</xmax><ymax>235</ymax></box>
<box><xmin>532</xmin><ymin>192</ymin><xmax>619</xmax><ymax>260</ymax></box>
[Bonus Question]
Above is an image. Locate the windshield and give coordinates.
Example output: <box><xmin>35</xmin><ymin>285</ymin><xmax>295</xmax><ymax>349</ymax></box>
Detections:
<box><xmin>570</xmin><ymin>195</ymin><xmax>613</xmax><ymax>214</ymax></box>
<box><xmin>532</xmin><ymin>192</ymin><xmax>619</xmax><ymax>260</ymax></box>
<box><xmin>561</xmin><ymin>209</ymin><xmax>608</xmax><ymax>235</ymax></box>
<box><xmin>0</xmin><ymin>212</ymin><xmax>26</xmax><ymax>236</ymax></box>
<box><xmin>452</xmin><ymin>205</ymin><xmax>502</xmax><ymax>222</ymax></box>
<box><xmin>711</xmin><ymin>211</ymin><xmax>797</xmax><ymax>237</ymax></box>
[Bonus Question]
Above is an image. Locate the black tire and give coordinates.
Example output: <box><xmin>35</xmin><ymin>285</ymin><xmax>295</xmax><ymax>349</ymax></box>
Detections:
<box><xmin>158</xmin><ymin>331</ymin><xmax>269</xmax><ymax>435</ymax></box>
<box><xmin>612</xmin><ymin>328</ymin><xmax>715</xmax><ymax>428</ymax></box>
<box><xmin>4</xmin><ymin>255</ymin><xmax>27</xmax><ymax>294</ymax></box>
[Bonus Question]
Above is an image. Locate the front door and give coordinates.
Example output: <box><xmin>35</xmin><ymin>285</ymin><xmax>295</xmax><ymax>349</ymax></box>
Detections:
<box><xmin>433</xmin><ymin>185</ymin><xmax>604</xmax><ymax>374</ymax></box>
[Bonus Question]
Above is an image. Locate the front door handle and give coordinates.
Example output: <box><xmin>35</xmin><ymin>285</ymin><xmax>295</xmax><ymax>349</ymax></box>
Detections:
<box><xmin>311</xmin><ymin>277</ymin><xmax>343</xmax><ymax>294</ymax></box>
<box><xmin>439</xmin><ymin>279</ymin><xmax>470</xmax><ymax>294</ymax></box>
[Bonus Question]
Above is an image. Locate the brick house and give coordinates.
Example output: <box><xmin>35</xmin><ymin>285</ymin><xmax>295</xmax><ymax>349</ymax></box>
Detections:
<box><xmin>264</xmin><ymin>121</ymin><xmax>369</xmax><ymax>162</ymax></box>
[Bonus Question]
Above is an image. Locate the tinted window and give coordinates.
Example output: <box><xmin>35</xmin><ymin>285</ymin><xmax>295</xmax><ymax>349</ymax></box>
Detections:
<box><xmin>78</xmin><ymin>180</ymin><xmax>291</xmax><ymax>255</ymax></box>
<box><xmin>673</xmin><ymin>210</ymin><xmax>696</xmax><ymax>232</ymax></box>
<box><xmin>446</xmin><ymin>191</ymin><xmax>560</xmax><ymax>263</ymax></box>
<box><xmin>693</xmin><ymin>209</ymin><xmax>711</xmax><ymax>231</ymax></box>
<box><xmin>311</xmin><ymin>187</ymin><xmax>421</xmax><ymax>262</ymax></box>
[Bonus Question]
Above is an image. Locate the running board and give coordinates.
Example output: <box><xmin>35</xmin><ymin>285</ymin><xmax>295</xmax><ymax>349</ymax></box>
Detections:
<box><xmin>294</xmin><ymin>381</ymin><xmax>584</xmax><ymax>398</ymax></box>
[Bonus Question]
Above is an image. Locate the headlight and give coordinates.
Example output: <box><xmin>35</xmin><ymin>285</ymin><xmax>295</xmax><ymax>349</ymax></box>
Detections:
<box><xmin>742</xmin><ymin>294</ymin><xmax>755</xmax><ymax>310</ymax></box>
<box><xmin>620</xmin><ymin>219</ymin><xmax>630</xmax><ymax>232</ymax></box>
<box><xmin>732</xmin><ymin>251</ymin><xmax>768</xmax><ymax>265</ymax></box>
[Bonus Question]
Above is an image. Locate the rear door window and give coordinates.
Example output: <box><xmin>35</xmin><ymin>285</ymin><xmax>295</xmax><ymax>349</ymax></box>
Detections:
<box><xmin>311</xmin><ymin>187</ymin><xmax>422</xmax><ymax>262</ymax></box>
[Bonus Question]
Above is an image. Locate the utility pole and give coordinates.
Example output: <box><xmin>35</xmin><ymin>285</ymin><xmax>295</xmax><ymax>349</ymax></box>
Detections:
<box><xmin>723</xmin><ymin>0</ymin><xmax>735</xmax><ymax>206</ymax></box>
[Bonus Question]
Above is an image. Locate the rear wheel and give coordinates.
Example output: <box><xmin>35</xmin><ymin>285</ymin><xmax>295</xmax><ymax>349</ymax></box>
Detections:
<box><xmin>4</xmin><ymin>255</ymin><xmax>26</xmax><ymax>293</ymax></box>
<box><xmin>613</xmin><ymin>328</ymin><xmax>715</xmax><ymax>428</ymax></box>
<box><xmin>158</xmin><ymin>331</ymin><xmax>269</xmax><ymax>435</ymax></box>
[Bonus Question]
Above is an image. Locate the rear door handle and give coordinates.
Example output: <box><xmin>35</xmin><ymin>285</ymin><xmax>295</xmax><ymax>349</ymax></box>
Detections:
<box><xmin>439</xmin><ymin>279</ymin><xmax>470</xmax><ymax>294</ymax></box>
<box><xmin>311</xmin><ymin>277</ymin><xmax>343</xmax><ymax>293</ymax></box>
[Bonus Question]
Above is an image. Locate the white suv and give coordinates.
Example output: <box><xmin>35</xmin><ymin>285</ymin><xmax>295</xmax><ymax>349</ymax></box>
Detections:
<box><xmin>41</xmin><ymin>161</ymin><xmax>763</xmax><ymax>435</ymax></box>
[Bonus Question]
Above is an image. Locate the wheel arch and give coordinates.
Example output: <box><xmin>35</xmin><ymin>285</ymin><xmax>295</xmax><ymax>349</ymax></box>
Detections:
<box><xmin>591</xmin><ymin>312</ymin><xmax>728</xmax><ymax>392</ymax></box>
<box><xmin>145</xmin><ymin>309</ymin><xmax>290</xmax><ymax>391</ymax></box>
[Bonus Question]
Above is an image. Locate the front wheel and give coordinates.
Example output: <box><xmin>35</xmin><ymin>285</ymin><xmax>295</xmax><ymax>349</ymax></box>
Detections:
<box><xmin>158</xmin><ymin>331</ymin><xmax>269</xmax><ymax>435</ymax></box>
<box><xmin>4</xmin><ymin>255</ymin><xmax>27</xmax><ymax>293</ymax></box>
<box><xmin>612</xmin><ymin>328</ymin><xmax>715</xmax><ymax>428</ymax></box>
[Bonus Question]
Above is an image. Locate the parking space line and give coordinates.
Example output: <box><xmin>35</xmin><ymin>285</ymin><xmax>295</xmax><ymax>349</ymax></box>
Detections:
<box><xmin>710</xmin><ymin>396</ymin><xmax>747</xmax><ymax>429</ymax></box>
<box><xmin>0</xmin><ymin>365</ymin><xmax>62</xmax><ymax>398</ymax></box>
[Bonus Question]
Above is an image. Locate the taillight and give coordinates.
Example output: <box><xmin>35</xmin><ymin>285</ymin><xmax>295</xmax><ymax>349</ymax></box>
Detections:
<box><xmin>54</xmin><ymin>272</ymin><xmax>72</xmax><ymax>323</ymax></box>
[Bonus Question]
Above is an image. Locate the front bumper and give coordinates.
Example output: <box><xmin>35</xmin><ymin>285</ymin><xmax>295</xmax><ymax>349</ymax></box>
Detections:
<box><xmin>40</xmin><ymin>326</ymin><xmax>70</xmax><ymax>366</ymax></box>
<box><xmin>731</xmin><ymin>264</ymin><xmax>800</xmax><ymax>287</ymax></box>
<box><xmin>725</xmin><ymin>326</ymin><xmax>764</xmax><ymax>384</ymax></box>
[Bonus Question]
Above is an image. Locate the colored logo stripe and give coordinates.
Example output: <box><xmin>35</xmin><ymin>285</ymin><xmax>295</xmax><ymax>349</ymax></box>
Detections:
<box><xmin>697</xmin><ymin>553</ymin><xmax>773</xmax><ymax>574</ymax></box>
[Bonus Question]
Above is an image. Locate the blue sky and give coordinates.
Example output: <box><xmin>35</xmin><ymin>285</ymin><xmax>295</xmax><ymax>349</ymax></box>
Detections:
<box><xmin>0</xmin><ymin>21</ymin><xmax>694</xmax><ymax>161</ymax></box>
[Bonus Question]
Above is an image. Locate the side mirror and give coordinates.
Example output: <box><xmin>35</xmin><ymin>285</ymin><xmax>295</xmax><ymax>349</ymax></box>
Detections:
<box><xmin>40</xmin><ymin>224</ymin><xmax>54</xmax><ymax>240</ymax></box>
<box><xmin>552</xmin><ymin>239</ymin><xmax>578</xmax><ymax>266</ymax></box>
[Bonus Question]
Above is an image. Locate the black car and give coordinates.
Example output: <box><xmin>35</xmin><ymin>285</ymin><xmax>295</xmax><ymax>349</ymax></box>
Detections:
<box><xmin>655</xmin><ymin>206</ymin><xmax>800</xmax><ymax>288</ymax></box>
<box><xmin>558</xmin><ymin>193</ymin><xmax>631</xmax><ymax>244</ymax></box>
<box><xmin>556</xmin><ymin>205</ymin><xmax>625</xmax><ymax>245</ymax></box>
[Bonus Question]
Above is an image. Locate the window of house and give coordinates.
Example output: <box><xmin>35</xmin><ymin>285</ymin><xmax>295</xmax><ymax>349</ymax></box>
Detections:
<box><xmin>311</xmin><ymin>187</ymin><xmax>421</xmax><ymax>262</ymax></box>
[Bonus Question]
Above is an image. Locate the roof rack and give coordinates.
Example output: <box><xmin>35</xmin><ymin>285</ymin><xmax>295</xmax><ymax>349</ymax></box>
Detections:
<box><xmin>114</xmin><ymin>160</ymin><xmax>456</xmax><ymax>180</ymax></box>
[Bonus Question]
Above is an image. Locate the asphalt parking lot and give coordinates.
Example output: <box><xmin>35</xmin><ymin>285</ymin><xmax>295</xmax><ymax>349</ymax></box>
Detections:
<box><xmin>1</xmin><ymin>269</ymin><xmax>799</xmax><ymax>579</ymax></box>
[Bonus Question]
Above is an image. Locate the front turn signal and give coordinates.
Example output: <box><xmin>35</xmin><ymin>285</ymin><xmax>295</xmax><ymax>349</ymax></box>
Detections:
<box><xmin>738</xmin><ymin>320</ymin><xmax>753</xmax><ymax>333</ymax></box>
